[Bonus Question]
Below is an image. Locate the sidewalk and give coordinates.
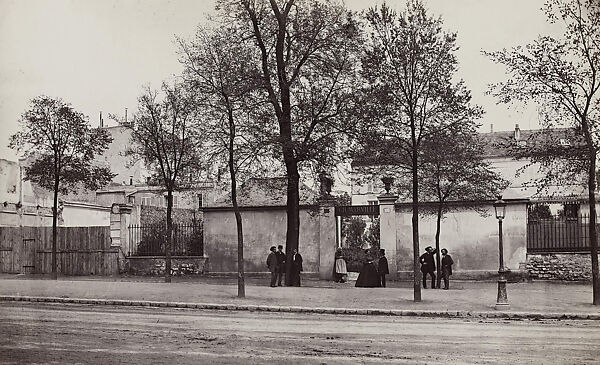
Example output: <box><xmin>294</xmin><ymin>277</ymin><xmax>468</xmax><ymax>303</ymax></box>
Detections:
<box><xmin>1</xmin><ymin>274</ymin><xmax>599</xmax><ymax>320</ymax></box>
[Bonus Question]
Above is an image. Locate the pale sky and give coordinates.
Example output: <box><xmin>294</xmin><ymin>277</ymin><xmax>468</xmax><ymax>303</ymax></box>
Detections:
<box><xmin>0</xmin><ymin>0</ymin><xmax>563</xmax><ymax>161</ymax></box>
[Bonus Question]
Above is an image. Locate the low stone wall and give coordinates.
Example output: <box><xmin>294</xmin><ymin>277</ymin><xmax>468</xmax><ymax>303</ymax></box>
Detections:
<box><xmin>127</xmin><ymin>256</ymin><xmax>209</xmax><ymax>276</ymax></box>
<box><xmin>526</xmin><ymin>253</ymin><xmax>598</xmax><ymax>281</ymax></box>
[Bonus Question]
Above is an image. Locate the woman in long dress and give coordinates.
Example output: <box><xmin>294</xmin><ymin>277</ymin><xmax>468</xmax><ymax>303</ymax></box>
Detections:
<box><xmin>355</xmin><ymin>250</ymin><xmax>381</xmax><ymax>287</ymax></box>
<box><xmin>333</xmin><ymin>248</ymin><xmax>348</xmax><ymax>283</ymax></box>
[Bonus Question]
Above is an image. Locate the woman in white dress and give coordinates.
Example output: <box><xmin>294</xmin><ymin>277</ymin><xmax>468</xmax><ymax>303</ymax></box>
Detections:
<box><xmin>334</xmin><ymin>248</ymin><xmax>348</xmax><ymax>283</ymax></box>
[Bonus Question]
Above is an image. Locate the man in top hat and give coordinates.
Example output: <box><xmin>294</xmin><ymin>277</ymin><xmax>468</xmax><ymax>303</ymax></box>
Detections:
<box><xmin>378</xmin><ymin>249</ymin><xmax>389</xmax><ymax>287</ymax></box>
<box><xmin>419</xmin><ymin>246</ymin><xmax>437</xmax><ymax>289</ymax></box>
<box><xmin>275</xmin><ymin>245</ymin><xmax>286</xmax><ymax>286</ymax></box>
<box><xmin>266</xmin><ymin>246</ymin><xmax>278</xmax><ymax>287</ymax></box>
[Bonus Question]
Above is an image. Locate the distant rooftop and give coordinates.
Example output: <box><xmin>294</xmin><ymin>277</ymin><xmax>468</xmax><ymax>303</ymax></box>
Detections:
<box><xmin>352</xmin><ymin>124</ymin><xmax>576</xmax><ymax>166</ymax></box>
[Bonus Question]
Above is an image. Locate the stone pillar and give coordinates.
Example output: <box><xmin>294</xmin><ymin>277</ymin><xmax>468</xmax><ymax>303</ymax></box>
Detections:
<box><xmin>318</xmin><ymin>197</ymin><xmax>337</xmax><ymax>280</ymax></box>
<box><xmin>378</xmin><ymin>194</ymin><xmax>398</xmax><ymax>279</ymax></box>
<box><xmin>110</xmin><ymin>203</ymin><xmax>133</xmax><ymax>254</ymax></box>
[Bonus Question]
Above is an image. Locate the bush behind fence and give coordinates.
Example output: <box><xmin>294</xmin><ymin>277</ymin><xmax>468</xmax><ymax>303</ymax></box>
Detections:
<box><xmin>129</xmin><ymin>223</ymin><xmax>203</xmax><ymax>256</ymax></box>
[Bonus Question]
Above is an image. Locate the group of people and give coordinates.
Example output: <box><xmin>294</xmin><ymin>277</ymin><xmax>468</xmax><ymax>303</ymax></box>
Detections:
<box><xmin>266</xmin><ymin>245</ymin><xmax>303</xmax><ymax>287</ymax></box>
<box><xmin>350</xmin><ymin>248</ymin><xmax>389</xmax><ymax>288</ymax></box>
<box><xmin>419</xmin><ymin>246</ymin><xmax>454</xmax><ymax>290</ymax></box>
<box><xmin>267</xmin><ymin>245</ymin><xmax>455</xmax><ymax>290</ymax></box>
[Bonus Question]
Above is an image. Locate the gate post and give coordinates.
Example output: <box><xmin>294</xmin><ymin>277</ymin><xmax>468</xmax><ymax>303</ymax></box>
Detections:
<box><xmin>318</xmin><ymin>197</ymin><xmax>337</xmax><ymax>280</ymax></box>
<box><xmin>378</xmin><ymin>194</ymin><xmax>398</xmax><ymax>279</ymax></box>
<box><xmin>110</xmin><ymin>203</ymin><xmax>133</xmax><ymax>254</ymax></box>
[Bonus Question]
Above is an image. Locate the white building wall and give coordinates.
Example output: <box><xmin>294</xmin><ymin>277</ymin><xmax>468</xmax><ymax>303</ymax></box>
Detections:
<box><xmin>61</xmin><ymin>202</ymin><xmax>110</xmax><ymax>227</ymax></box>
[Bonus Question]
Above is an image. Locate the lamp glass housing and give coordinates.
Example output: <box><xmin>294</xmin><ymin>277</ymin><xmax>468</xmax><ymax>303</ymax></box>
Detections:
<box><xmin>493</xmin><ymin>196</ymin><xmax>506</xmax><ymax>220</ymax></box>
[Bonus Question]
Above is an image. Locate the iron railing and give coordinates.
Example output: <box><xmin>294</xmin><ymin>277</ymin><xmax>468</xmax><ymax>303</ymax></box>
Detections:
<box><xmin>128</xmin><ymin>223</ymin><xmax>203</xmax><ymax>256</ymax></box>
<box><xmin>527</xmin><ymin>214</ymin><xmax>595</xmax><ymax>253</ymax></box>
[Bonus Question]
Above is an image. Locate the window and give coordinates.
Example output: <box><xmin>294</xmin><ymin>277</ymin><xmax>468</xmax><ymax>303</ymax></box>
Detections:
<box><xmin>164</xmin><ymin>195</ymin><xmax>179</xmax><ymax>208</ymax></box>
<box><xmin>141</xmin><ymin>197</ymin><xmax>151</xmax><ymax>206</ymax></box>
<box><xmin>198</xmin><ymin>193</ymin><xmax>203</xmax><ymax>209</ymax></box>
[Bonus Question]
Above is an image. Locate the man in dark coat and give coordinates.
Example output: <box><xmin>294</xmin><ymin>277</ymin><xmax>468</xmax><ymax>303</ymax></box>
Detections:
<box><xmin>378</xmin><ymin>249</ymin><xmax>389</xmax><ymax>288</ymax></box>
<box><xmin>441</xmin><ymin>248</ymin><xmax>454</xmax><ymax>290</ymax></box>
<box><xmin>290</xmin><ymin>248</ymin><xmax>303</xmax><ymax>287</ymax></box>
<box><xmin>275</xmin><ymin>245</ymin><xmax>286</xmax><ymax>286</ymax></box>
<box><xmin>419</xmin><ymin>246</ymin><xmax>437</xmax><ymax>289</ymax></box>
<box><xmin>266</xmin><ymin>246</ymin><xmax>278</xmax><ymax>287</ymax></box>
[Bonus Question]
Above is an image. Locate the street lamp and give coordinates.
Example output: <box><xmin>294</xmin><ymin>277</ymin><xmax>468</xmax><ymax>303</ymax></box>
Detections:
<box><xmin>493</xmin><ymin>195</ymin><xmax>509</xmax><ymax>309</ymax></box>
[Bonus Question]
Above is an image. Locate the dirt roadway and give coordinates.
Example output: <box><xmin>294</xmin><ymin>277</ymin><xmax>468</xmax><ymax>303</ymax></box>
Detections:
<box><xmin>1</xmin><ymin>303</ymin><xmax>599</xmax><ymax>364</ymax></box>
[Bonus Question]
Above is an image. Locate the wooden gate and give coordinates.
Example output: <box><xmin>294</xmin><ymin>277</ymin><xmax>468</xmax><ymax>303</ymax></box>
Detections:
<box><xmin>21</xmin><ymin>238</ymin><xmax>36</xmax><ymax>274</ymax></box>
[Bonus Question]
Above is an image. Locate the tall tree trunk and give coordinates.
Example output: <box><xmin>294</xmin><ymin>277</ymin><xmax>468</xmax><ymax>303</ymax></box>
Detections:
<box><xmin>51</xmin><ymin>176</ymin><xmax>59</xmax><ymax>280</ymax></box>
<box><xmin>435</xmin><ymin>203</ymin><xmax>442</xmax><ymax>289</ymax></box>
<box><xmin>284</xmin><ymin>163</ymin><xmax>301</xmax><ymax>286</ymax></box>
<box><xmin>588</xmin><ymin>149</ymin><xmax>599</xmax><ymax>305</ymax></box>
<box><xmin>412</xmin><ymin>149</ymin><xmax>421</xmax><ymax>301</ymax></box>
<box><xmin>228</xmin><ymin>109</ymin><xmax>245</xmax><ymax>298</ymax></box>
<box><xmin>233</xmin><ymin>179</ymin><xmax>244</xmax><ymax>298</ymax></box>
<box><xmin>279</xmin><ymin>86</ymin><xmax>300</xmax><ymax>286</ymax></box>
<box><xmin>165</xmin><ymin>188</ymin><xmax>173</xmax><ymax>283</ymax></box>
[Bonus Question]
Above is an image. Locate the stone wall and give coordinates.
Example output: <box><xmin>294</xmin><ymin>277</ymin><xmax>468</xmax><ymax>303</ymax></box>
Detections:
<box><xmin>394</xmin><ymin>200</ymin><xmax>528</xmax><ymax>280</ymax></box>
<box><xmin>202</xmin><ymin>206</ymin><xmax>321</xmax><ymax>274</ymax></box>
<box><xmin>527</xmin><ymin>253</ymin><xmax>598</xmax><ymax>281</ymax></box>
<box><xmin>127</xmin><ymin>256</ymin><xmax>209</xmax><ymax>276</ymax></box>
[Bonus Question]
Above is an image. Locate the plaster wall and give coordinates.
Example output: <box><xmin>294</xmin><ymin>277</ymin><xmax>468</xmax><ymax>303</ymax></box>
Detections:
<box><xmin>0</xmin><ymin>207</ymin><xmax>53</xmax><ymax>226</ymax></box>
<box><xmin>203</xmin><ymin>207</ymin><xmax>321</xmax><ymax>273</ymax></box>
<box><xmin>395</xmin><ymin>202</ymin><xmax>528</xmax><ymax>276</ymax></box>
<box><xmin>100</xmin><ymin>126</ymin><xmax>148</xmax><ymax>185</ymax></box>
<box><xmin>61</xmin><ymin>203</ymin><xmax>110</xmax><ymax>227</ymax></box>
<box><xmin>0</xmin><ymin>159</ymin><xmax>19</xmax><ymax>203</ymax></box>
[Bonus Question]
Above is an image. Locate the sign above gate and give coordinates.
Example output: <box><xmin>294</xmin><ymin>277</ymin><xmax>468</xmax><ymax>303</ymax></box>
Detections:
<box><xmin>335</xmin><ymin>205</ymin><xmax>380</xmax><ymax>217</ymax></box>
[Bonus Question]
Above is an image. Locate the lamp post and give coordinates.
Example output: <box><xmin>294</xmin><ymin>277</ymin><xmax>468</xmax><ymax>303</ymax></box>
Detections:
<box><xmin>493</xmin><ymin>196</ymin><xmax>509</xmax><ymax>309</ymax></box>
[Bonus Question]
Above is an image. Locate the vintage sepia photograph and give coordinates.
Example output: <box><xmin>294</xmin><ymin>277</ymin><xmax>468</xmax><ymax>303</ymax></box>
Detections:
<box><xmin>1</xmin><ymin>0</ymin><xmax>599</xmax><ymax>363</ymax></box>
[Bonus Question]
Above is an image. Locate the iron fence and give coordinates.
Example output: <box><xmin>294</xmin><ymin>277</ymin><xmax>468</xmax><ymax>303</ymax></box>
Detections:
<box><xmin>527</xmin><ymin>214</ymin><xmax>594</xmax><ymax>253</ymax></box>
<box><xmin>128</xmin><ymin>223</ymin><xmax>203</xmax><ymax>256</ymax></box>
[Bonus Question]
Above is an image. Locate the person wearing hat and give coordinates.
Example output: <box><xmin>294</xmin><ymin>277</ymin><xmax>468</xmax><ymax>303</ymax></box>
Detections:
<box><xmin>378</xmin><ymin>249</ymin><xmax>389</xmax><ymax>287</ymax></box>
<box><xmin>275</xmin><ymin>245</ymin><xmax>286</xmax><ymax>286</ymax></box>
<box><xmin>441</xmin><ymin>248</ymin><xmax>454</xmax><ymax>290</ymax></box>
<box><xmin>419</xmin><ymin>246</ymin><xmax>437</xmax><ymax>289</ymax></box>
<box><xmin>266</xmin><ymin>246</ymin><xmax>278</xmax><ymax>287</ymax></box>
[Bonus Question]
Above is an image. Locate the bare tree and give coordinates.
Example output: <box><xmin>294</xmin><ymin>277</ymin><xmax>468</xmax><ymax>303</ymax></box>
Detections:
<box><xmin>216</xmin><ymin>0</ymin><xmax>362</xmax><ymax>284</ymax></box>
<box><xmin>9</xmin><ymin>96</ymin><xmax>113</xmax><ymax>279</ymax></box>
<box><xmin>359</xmin><ymin>1</ymin><xmax>479</xmax><ymax>301</ymax></box>
<box><xmin>126</xmin><ymin>83</ymin><xmax>205</xmax><ymax>283</ymax></box>
<box><xmin>420</xmin><ymin>125</ymin><xmax>508</xmax><ymax>288</ymax></box>
<box><xmin>178</xmin><ymin>24</ymin><xmax>274</xmax><ymax>297</ymax></box>
<box><xmin>485</xmin><ymin>0</ymin><xmax>600</xmax><ymax>304</ymax></box>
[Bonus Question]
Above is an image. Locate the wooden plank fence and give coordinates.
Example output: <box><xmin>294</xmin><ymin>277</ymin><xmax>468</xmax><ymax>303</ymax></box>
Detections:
<box><xmin>0</xmin><ymin>226</ymin><xmax>118</xmax><ymax>275</ymax></box>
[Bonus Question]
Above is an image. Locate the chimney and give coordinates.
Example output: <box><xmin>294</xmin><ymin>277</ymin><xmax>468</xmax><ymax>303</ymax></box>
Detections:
<box><xmin>490</xmin><ymin>123</ymin><xmax>494</xmax><ymax>133</ymax></box>
<box><xmin>100</xmin><ymin>111</ymin><xmax>104</xmax><ymax>128</ymax></box>
<box><xmin>514</xmin><ymin>124</ymin><xmax>520</xmax><ymax>141</ymax></box>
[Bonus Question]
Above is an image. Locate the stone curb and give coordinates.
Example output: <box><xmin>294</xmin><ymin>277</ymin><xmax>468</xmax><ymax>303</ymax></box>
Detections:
<box><xmin>1</xmin><ymin>295</ymin><xmax>598</xmax><ymax>321</ymax></box>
